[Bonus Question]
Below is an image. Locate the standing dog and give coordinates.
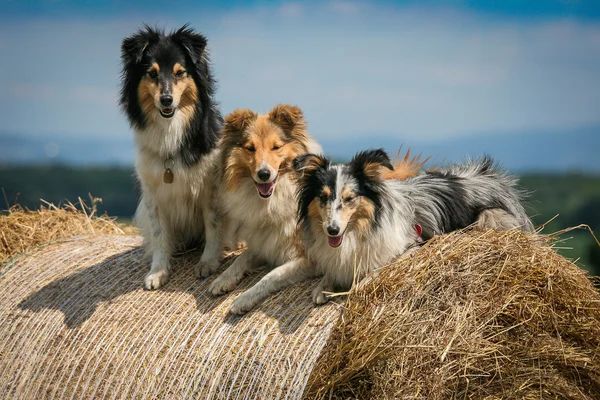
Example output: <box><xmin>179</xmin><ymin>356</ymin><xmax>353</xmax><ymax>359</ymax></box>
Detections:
<box><xmin>295</xmin><ymin>149</ymin><xmax>534</xmax><ymax>303</ymax></box>
<box><xmin>207</xmin><ymin>105</ymin><xmax>322</xmax><ymax>314</ymax></box>
<box><xmin>120</xmin><ymin>25</ymin><xmax>224</xmax><ymax>289</ymax></box>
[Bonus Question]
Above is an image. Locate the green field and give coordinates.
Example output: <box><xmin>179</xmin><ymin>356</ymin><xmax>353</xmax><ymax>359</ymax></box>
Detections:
<box><xmin>1</xmin><ymin>166</ymin><xmax>599</xmax><ymax>275</ymax></box>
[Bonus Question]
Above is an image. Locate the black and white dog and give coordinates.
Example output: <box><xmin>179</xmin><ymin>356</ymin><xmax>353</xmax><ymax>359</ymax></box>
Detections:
<box><xmin>120</xmin><ymin>25</ymin><xmax>224</xmax><ymax>289</ymax></box>
<box><xmin>295</xmin><ymin>149</ymin><xmax>534</xmax><ymax>303</ymax></box>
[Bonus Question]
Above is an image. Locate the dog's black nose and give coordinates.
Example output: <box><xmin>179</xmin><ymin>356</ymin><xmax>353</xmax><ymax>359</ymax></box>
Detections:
<box><xmin>257</xmin><ymin>169</ymin><xmax>271</xmax><ymax>182</ymax></box>
<box><xmin>160</xmin><ymin>95</ymin><xmax>173</xmax><ymax>107</ymax></box>
<box><xmin>327</xmin><ymin>225</ymin><xmax>340</xmax><ymax>236</ymax></box>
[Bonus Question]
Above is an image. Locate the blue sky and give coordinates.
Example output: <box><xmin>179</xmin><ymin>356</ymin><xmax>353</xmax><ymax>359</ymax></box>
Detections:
<box><xmin>1</xmin><ymin>0</ymin><xmax>599</xmax><ymax>156</ymax></box>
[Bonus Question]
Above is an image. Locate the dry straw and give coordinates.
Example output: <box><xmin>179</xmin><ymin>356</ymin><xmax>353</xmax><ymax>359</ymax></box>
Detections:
<box><xmin>1</xmin><ymin>206</ymin><xmax>599</xmax><ymax>399</ymax></box>
<box><xmin>0</xmin><ymin>197</ymin><xmax>129</xmax><ymax>265</ymax></box>
<box><xmin>306</xmin><ymin>229</ymin><xmax>600</xmax><ymax>399</ymax></box>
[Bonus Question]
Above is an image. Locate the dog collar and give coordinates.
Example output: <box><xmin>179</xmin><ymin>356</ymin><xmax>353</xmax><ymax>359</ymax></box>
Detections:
<box><xmin>163</xmin><ymin>157</ymin><xmax>174</xmax><ymax>184</ymax></box>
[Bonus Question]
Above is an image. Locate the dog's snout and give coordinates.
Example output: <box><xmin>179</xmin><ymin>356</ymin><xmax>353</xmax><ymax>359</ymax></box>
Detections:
<box><xmin>327</xmin><ymin>225</ymin><xmax>340</xmax><ymax>236</ymax></box>
<box><xmin>257</xmin><ymin>168</ymin><xmax>271</xmax><ymax>182</ymax></box>
<box><xmin>160</xmin><ymin>95</ymin><xmax>173</xmax><ymax>107</ymax></box>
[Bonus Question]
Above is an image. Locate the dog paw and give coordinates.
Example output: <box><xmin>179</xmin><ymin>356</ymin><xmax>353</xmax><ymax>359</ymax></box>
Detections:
<box><xmin>312</xmin><ymin>287</ymin><xmax>329</xmax><ymax>305</ymax></box>
<box><xmin>229</xmin><ymin>292</ymin><xmax>256</xmax><ymax>315</ymax></box>
<box><xmin>144</xmin><ymin>270</ymin><xmax>169</xmax><ymax>290</ymax></box>
<box><xmin>208</xmin><ymin>275</ymin><xmax>237</xmax><ymax>296</ymax></box>
<box><xmin>195</xmin><ymin>262</ymin><xmax>218</xmax><ymax>279</ymax></box>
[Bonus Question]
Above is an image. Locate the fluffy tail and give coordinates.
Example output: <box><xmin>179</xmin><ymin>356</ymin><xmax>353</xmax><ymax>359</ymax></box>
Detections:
<box><xmin>381</xmin><ymin>148</ymin><xmax>428</xmax><ymax>180</ymax></box>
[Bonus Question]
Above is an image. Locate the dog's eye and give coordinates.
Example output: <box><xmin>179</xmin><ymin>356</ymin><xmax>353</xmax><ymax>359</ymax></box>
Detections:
<box><xmin>319</xmin><ymin>194</ymin><xmax>328</xmax><ymax>203</ymax></box>
<box><xmin>148</xmin><ymin>70</ymin><xmax>158</xmax><ymax>79</ymax></box>
<box><xmin>344</xmin><ymin>196</ymin><xmax>356</xmax><ymax>204</ymax></box>
<box><xmin>272</xmin><ymin>145</ymin><xmax>282</xmax><ymax>151</ymax></box>
<box><xmin>246</xmin><ymin>145</ymin><xmax>255</xmax><ymax>152</ymax></box>
<box><xmin>175</xmin><ymin>70</ymin><xmax>185</xmax><ymax>78</ymax></box>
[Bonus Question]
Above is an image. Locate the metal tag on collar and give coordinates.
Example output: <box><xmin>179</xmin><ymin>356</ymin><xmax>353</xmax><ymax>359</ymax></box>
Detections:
<box><xmin>164</xmin><ymin>158</ymin><xmax>174</xmax><ymax>184</ymax></box>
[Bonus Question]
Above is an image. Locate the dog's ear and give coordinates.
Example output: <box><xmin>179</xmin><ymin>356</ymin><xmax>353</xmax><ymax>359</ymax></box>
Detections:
<box><xmin>172</xmin><ymin>24</ymin><xmax>207</xmax><ymax>66</ymax></box>
<box><xmin>349</xmin><ymin>149</ymin><xmax>393</xmax><ymax>180</ymax></box>
<box><xmin>293</xmin><ymin>153</ymin><xmax>330</xmax><ymax>176</ymax></box>
<box><xmin>121</xmin><ymin>25</ymin><xmax>161</xmax><ymax>65</ymax></box>
<box><xmin>269</xmin><ymin>104</ymin><xmax>304</xmax><ymax>132</ymax></box>
<box><xmin>223</xmin><ymin>109</ymin><xmax>257</xmax><ymax>136</ymax></box>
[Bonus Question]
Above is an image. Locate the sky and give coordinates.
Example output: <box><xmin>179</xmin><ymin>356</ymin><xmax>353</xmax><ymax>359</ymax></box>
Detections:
<box><xmin>1</xmin><ymin>0</ymin><xmax>599</xmax><ymax>157</ymax></box>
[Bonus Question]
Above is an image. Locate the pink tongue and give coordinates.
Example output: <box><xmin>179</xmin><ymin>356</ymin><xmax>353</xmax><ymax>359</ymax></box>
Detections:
<box><xmin>328</xmin><ymin>235</ymin><xmax>343</xmax><ymax>248</ymax></box>
<box><xmin>257</xmin><ymin>182</ymin><xmax>274</xmax><ymax>196</ymax></box>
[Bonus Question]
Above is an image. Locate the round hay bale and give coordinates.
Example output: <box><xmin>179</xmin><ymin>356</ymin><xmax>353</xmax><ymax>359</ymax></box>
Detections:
<box><xmin>0</xmin><ymin>235</ymin><xmax>340</xmax><ymax>399</ymax></box>
<box><xmin>306</xmin><ymin>230</ymin><xmax>600</xmax><ymax>399</ymax></box>
<box><xmin>2</xmin><ymin>229</ymin><xmax>599</xmax><ymax>399</ymax></box>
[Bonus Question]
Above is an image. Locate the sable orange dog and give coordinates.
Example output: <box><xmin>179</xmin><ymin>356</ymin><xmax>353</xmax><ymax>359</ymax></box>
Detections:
<box><xmin>208</xmin><ymin>104</ymin><xmax>321</xmax><ymax>313</ymax></box>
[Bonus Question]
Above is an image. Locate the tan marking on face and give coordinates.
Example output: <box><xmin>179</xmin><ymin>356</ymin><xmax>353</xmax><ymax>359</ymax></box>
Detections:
<box><xmin>308</xmin><ymin>198</ymin><xmax>324</xmax><ymax>237</ymax></box>
<box><xmin>321</xmin><ymin>187</ymin><xmax>331</xmax><ymax>199</ymax></box>
<box><xmin>137</xmin><ymin>63</ymin><xmax>161</xmax><ymax>116</ymax></box>
<box><xmin>223</xmin><ymin>149</ymin><xmax>252</xmax><ymax>191</ymax></box>
<box><xmin>308</xmin><ymin>198</ymin><xmax>322</xmax><ymax>221</ymax></box>
<box><xmin>137</xmin><ymin>78</ymin><xmax>158</xmax><ymax>117</ymax></box>
<box><xmin>173</xmin><ymin>63</ymin><xmax>185</xmax><ymax>75</ymax></box>
<box><xmin>171</xmin><ymin>63</ymin><xmax>197</xmax><ymax>126</ymax></box>
<box><xmin>349</xmin><ymin>197</ymin><xmax>376</xmax><ymax>235</ymax></box>
<box><xmin>149</xmin><ymin>63</ymin><xmax>159</xmax><ymax>74</ymax></box>
<box><xmin>223</xmin><ymin>109</ymin><xmax>308</xmax><ymax>190</ymax></box>
<box><xmin>341</xmin><ymin>186</ymin><xmax>355</xmax><ymax>201</ymax></box>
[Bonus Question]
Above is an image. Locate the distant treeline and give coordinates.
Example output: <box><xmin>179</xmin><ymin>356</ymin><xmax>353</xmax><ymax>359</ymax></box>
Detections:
<box><xmin>1</xmin><ymin>165</ymin><xmax>599</xmax><ymax>275</ymax></box>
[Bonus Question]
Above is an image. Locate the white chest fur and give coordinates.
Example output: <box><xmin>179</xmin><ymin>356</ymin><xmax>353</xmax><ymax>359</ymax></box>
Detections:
<box><xmin>224</xmin><ymin>174</ymin><xmax>300</xmax><ymax>266</ymax></box>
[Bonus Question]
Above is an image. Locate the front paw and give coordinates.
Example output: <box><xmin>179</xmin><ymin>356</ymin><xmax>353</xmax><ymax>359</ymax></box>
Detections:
<box><xmin>208</xmin><ymin>274</ymin><xmax>237</xmax><ymax>296</ymax></box>
<box><xmin>144</xmin><ymin>269</ymin><xmax>170</xmax><ymax>290</ymax></box>
<box><xmin>229</xmin><ymin>292</ymin><xmax>256</xmax><ymax>315</ymax></box>
<box><xmin>312</xmin><ymin>286</ymin><xmax>329</xmax><ymax>305</ymax></box>
<box><xmin>195</xmin><ymin>262</ymin><xmax>218</xmax><ymax>279</ymax></box>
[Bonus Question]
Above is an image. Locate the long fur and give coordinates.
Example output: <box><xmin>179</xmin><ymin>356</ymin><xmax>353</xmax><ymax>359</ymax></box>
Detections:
<box><xmin>208</xmin><ymin>105</ymin><xmax>322</xmax><ymax>314</ymax></box>
<box><xmin>295</xmin><ymin>150</ymin><xmax>534</xmax><ymax>303</ymax></box>
<box><xmin>120</xmin><ymin>24</ymin><xmax>224</xmax><ymax>289</ymax></box>
<box><xmin>219</xmin><ymin>147</ymin><xmax>425</xmax><ymax>313</ymax></box>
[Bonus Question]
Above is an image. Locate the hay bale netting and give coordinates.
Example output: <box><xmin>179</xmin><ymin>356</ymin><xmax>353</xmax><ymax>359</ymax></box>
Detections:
<box><xmin>307</xmin><ymin>230</ymin><xmax>600</xmax><ymax>399</ymax></box>
<box><xmin>1</xmin><ymin>220</ymin><xmax>599</xmax><ymax>399</ymax></box>
<box><xmin>0</xmin><ymin>235</ymin><xmax>340</xmax><ymax>399</ymax></box>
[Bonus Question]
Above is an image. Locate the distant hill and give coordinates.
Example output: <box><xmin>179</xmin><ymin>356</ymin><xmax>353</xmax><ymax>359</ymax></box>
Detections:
<box><xmin>0</xmin><ymin>133</ymin><xmax>134</xmax><ymax>166</ymax></box>
<box><xmin>1</xmin><ymin>127</ymin><xmax>599</xmax><ymax>172</ymax></box>
<box><xmin>1</xmin><ymin>166</ymin><xmax>598</xmax><ymax>275</ymax></box>
<box><xmin>319</xmin><ymin>127</ymin><xmax>600</xmax><ymax>172</ymax></box>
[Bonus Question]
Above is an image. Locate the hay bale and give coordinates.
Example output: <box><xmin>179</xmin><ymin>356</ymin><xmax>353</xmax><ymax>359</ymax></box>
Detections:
<box><xmin>0</xmin><ymin>199</ymin><xmax>130</xmax><ymax>265</ymax></box>
<box><xmin>306</xmin><ymin>230</ymin><xmax>600</xmax><ymax>399</ymax></box>
<box><xmin>0</xmin><ymin>235</ymin><xmax>340</xmax><ymax>399</ymax></box>
<box><xmin>1</xmin><ymin>207</ymin><xmax>598</xmax><ymax>399</ymax></box>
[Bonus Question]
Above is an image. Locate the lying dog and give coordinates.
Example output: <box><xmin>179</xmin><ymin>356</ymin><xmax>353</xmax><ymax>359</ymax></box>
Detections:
<box><xmin>295</xmin><ymin>149</ymin><xmax>534</xmax><ymax>303</ymax></box>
